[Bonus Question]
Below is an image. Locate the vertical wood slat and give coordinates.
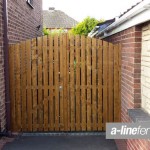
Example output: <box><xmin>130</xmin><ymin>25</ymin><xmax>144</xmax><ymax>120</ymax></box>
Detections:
<box><xmin>20</xmin><ymin>42</ymin><xmax>27</xmax><ymax>131</ymax></box>
<box><xmin>32</xmin><ymin>38</ymin><xmax>38</xmax><ymax>131</ymax></box>
<box><xmin>26</xmin><ymin>40</ymin><xmax>32</xmax><ymax>131</ymax></box>
<box><xmin>75</xmin><ymin>35</ymin><xmax>81</xmax><ymax>131</ymax></box>
<box><xmin>108</xmin><ymin>43</ymin><xmax>114</xmax><ymax>122</ymax></box>
<box><xmin>49</xmin><ymin>35</ymin><xmax>54</xmax><ymax>130</ymax></box>
<box><xmin>87</xmin><ymin>37</ymin><xmax>92</xmax><ymax>131</ymax></box>
<box><xmin>81</xmin><ymin>36</ymin><xmax>86</xmax><ymax>131</ymax></box>
<box><xmin>67</xmin><ymin>35</ymin><xmax>70</xmax><ymax>131</ymax></box>
<box><xmin>37</xmin><ymin>37</ymin><xmax>43</xmax><ymax>131</ymax></box>
<box><xmin>15</xmin><ymin>44</ymin><xmax>21</xmax><ymax>131</ymax></box>
<box><xmin>97</xmin><ymin>40</ymin><xmax>103</xmax><ymax>130</ymax></box>
<box><xmin>70</xmin><ymin>35</ymin><xmax>75</xmax><ymax>131</ymax></box>
<box><xmin>43</xmin><ymin>36</ymin><xmax>48</xmax><ymax>131</ymax></box>
<box><xmin>103</xmin><ymin>41</ymin><xmax>108</xmax><ymax>130</ymax></box>
<box><xmin>54</xmin><ymin>35</ymin><xmax>59</xmax><ymax>131</ymax></box>
<box><xmin>118</xmin><ymin>44</ymin><xmax>121</xmax><ymax>122</ymax></box>
<box><xmin>114</xmin><ymin>44</ymin><xmax>120</xmax><ymax>122</ymax></box>
<box><xmin>59</xmin><ymin>34</ymin><xmax>64</xmax><ymax>131</ymax></box>
<box><xmin>92</xmin><ymin>38</ymin><xmax>97</xmax><ymax>130</ymax></box>
<box><xmin>9</xmin><ymin>45</ymin><xmax>16</xmax><ymax>131</ymax></box>
<box><xmin>63</xmin><ymin>34</ymin><xmax>68</xmax><ymax>131</ymax></box>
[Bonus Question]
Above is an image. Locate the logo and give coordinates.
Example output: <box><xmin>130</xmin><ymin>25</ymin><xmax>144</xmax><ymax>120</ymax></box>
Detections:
<box><xmin>106</xmin><ymin>123</ymin><xmax>150</xmax><ymax>139</ymax></box>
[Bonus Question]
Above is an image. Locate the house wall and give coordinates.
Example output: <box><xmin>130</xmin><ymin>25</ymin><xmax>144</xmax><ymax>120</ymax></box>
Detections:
<box><xmin>0</xmin><ymin>0</ymin><xmax>42</xmax><ymax>132</ymax></box>
<box><xmin>105</xmin><ymin>25</ymin><xmax>150</xmax><ymax>150</ymax></box>
<box><xmin>7</xmin><ymin>0</ymin><xmax>42</xmax><ymax>43</ymax></box>
<box><xmin>0</xmin><ymin>0</ymin><xmax>6</xmax><ymax>132</ymax></box>
<box><xmin>141</xmin><ymin>22</ymin><xmax>150</xmax><ymax>114</ymax></box>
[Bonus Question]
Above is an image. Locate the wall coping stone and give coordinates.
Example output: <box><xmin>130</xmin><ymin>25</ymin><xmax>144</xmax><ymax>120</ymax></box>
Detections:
<box><xmin>128</xmin><ymin>108</ymin><xmax>150</xmax><ymax>122</ymax></box>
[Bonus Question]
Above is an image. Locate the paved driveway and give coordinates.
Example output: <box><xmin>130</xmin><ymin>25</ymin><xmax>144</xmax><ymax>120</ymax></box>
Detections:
<box><xmin>3</xmin><ymin>135</ymin><xmax>117</xmax><ymax>150</ymax></box>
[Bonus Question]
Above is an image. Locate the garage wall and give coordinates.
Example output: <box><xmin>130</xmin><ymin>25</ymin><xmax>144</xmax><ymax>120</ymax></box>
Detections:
<box><xmin>141</xmin><ymin>22</ymin><xmax>150</xmax><ymax>114</ymax></box>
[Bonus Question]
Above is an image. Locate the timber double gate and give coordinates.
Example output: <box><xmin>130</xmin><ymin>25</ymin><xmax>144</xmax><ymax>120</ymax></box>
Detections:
<box><xmin>9</xmin><ymin>34</ymin><xmax>121</xmax><ymax>132</ymax></box>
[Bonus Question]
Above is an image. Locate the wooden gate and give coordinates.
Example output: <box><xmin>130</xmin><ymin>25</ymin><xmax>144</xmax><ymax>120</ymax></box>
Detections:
<box><xmin>9</xmin><ymin>34</ymin><xmax>121</xmax><ymax>132</ymax></box>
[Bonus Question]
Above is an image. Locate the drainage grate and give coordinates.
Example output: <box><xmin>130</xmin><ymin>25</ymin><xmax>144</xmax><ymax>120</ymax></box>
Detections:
<box><xmin>22</xmin><ymin>132</ymin><xmax>106</xmax><ymax>137</ymax></box>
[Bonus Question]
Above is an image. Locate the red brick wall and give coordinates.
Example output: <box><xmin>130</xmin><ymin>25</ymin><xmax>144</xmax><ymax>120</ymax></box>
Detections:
<box><xmin>105</xmin><ymin>26</ymin><xmax>150</xmax><ymax>150</ymax></box>
<box><xmin>0</xmin><ymin>0</ymin><xmax>42</xmax><ymax>132</ymax></box>
<box><xmin>0</xmin><ymin>0</ymin><xmax>6</xmax><ymax>132</ymax></box>
<box><xmin>8</xmin><ymin>0</ymin><xmax>42</xmax><ymax>43</ymax></box>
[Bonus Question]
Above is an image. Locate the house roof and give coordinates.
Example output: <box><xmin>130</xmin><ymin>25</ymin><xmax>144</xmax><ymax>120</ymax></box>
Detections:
<box><xmin>88</xmin><ymin>19</ymin><xmax>115</xmax><ymax>37</ymax></box>
<box><xmin>89</xmin><ymin>0</ymin><xmax>150</xmax><ymax>38</ymax></box>
<box><xmin>43</xmin><ymin>9</ymin><xmax>78</xmax><ymax>29</ymax></box>
<box><xmin>119</xmin><ymin>0</ymin><xmax>144</xmax><ymax>18</ymax></box>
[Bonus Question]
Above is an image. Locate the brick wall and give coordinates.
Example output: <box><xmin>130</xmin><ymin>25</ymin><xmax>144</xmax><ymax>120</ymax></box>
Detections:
<box><xmin>7</xmin><ymin>0</ymin><xmax>42</xmax><ymax>43</ymax></box>
<box><xmin>0</xmin><ymin>0</ymin><xmax>42</xmax><ymax>132</ymax></box>
<box><xmin>105</xmin><ymin>25</ymin><xmax>150</xmax><ymax>150</ymax></box>
<box><xmin>141</xmin><ymin>22</ymin><xmax>150</xmax><ymax>114</ymax></box>
<box><xmin>0</xmin><ymin>0</ymin><xmax>6</xmax><ymax>132</ymax></box>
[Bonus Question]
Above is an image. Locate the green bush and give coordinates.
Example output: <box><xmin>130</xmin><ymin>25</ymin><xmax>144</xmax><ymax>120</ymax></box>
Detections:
<box><xmin>71</xmin><ymin>17</ymin><xmax>103</xmax><ymax>36</ymax></box>
<box><xmin>43</xmin><ymin>28</ymin><xmax>66</xmax><ymax>36</ymax></box>
<box><xmin>43</xmin><ymin>28</ymin><xmax>51</xmax><ymax>35</ymax></box>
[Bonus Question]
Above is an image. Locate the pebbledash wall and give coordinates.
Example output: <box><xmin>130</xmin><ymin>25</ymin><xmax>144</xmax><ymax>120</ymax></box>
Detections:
<box><xmin>0</xmin><ymin>0</ymin><xmax>42</xmax><ymax>132</ymax></box>
<box><xmin>105</xmin><ymin>22</ymin><xmax>150</xmax><ymax>150</ymax></box>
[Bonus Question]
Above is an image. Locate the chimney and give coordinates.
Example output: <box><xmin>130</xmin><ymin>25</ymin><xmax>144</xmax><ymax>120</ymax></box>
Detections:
<box><xmin>49</xmin><ymin>7</ymin><xmax>55</xmax><ymax>11</ymax></box>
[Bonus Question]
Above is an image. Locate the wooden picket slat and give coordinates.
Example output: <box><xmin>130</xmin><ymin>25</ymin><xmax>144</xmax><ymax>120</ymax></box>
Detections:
<box><xmin>54</xmin><ymin>35</ymin><xmax>59</xmax><ymax>131</ymax></box>
<box><xmin>37</xmin><ymin>37</ymin><xmax>43</xmax><ymax>131</ymax></box>
<box><xmin>97</xmin><ymin>40</ymin><xmax>103</xmax><ymax>130</ymax></box>
<box><xmin>86</xmin><ymin>37</ymin><xmax>92</xmax><ymax>131</ymax></box>
<box><xmin>9</xmin><ymin>34</ymin><xmax>121</xmax><ymax>132</ymax></box>
<box><xmin>114</xmin><ymin>44</ymin><xmax>120</xmax><ymax>122</ymax></box>
<box><xmin>92</xmin><ymin>38</ymin><xmax>97</xmax><ymax>130</ymax></box>
<box><xmin>75</xmin><ymin>35</ymin><xmax>81</xmax><ymax>131</ymax></box>
<box><xmin>81</xmin><ymin>36</ymin><xmax>86</xmax><ymax>131</ymax></box>
<box><xmin>66</xmin><ymin>35</ymin><xmax>70</xmax><ymax>131</ymax></box>
<box><xmin>48</xmin><ymin>35</ymin><xmax>54</xmax><ymax>130</ymax></box>
<box><xmin>31</xmin><ymin>38</ymin><xmax>38</xmax><ymax>131</ymax></box>
<box><xmin>15</xmin><ymin>44</ymin><xmax>21</xmax><ymax>131</ymax></box>
<box><xmin>118</xmin><ymin>44</ymin><xmax>121</xmax><ymax>122</ymax></box>
<box><xmin>43</xmin><ymin>36</ymin><xmax>48</xmax><ymax>131</ymax></box>
<box><xmin>26</xmin><ymin>40</ymin><xmax>32</xmax><ymax>131</ymax></box>
<box><xmin>59</xmin><ymin>34</ymin><xmax>64</xmax><ymax>131</ymax></box>
<box><xmin>70</xmin><ymin>35</ymin><xmax>75</xmax><ymax>131</ymax></box>
<box><xmin>63</xmin><ymin>34</ymin><xmax>68</xmax><ymax>131</ymax></box>
<box><xmin>108</xmin><ymin>43</ymin><xmax>114</xmax><ymax>122</ymax></box>
<box><xmin>20</xmin><ymin>41</ymin><xmax>27</xmax><ymax>131</ymax></box>
<box><xmin>9</xmin><ymin>45</ymin><xmax>16</xmax><ymax>131</ymax></box>
<box><xmin>103</xmin><ymin>41</ymin><xmax>108</xmax><ymax>130</ymax></box>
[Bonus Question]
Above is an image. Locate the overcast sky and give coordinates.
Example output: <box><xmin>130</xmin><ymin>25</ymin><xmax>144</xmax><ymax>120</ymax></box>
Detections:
<box><xmin>43</xmin><ymin>0</ymin><xmax>141</xmax><ymax>22</ymax></box>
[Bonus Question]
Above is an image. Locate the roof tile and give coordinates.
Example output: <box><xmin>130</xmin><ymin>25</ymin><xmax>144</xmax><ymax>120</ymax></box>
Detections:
<box><xmin>43</xmin><ymin>10</ymin><xmax>78</xmax><ymax>29</ymax></box>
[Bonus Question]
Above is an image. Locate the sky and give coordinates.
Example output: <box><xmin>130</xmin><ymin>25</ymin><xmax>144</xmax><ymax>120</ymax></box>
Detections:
<box><xmin>43</xmin><ymin>0</ymin><xmax>142</xmax><ymax>22</ymax></box>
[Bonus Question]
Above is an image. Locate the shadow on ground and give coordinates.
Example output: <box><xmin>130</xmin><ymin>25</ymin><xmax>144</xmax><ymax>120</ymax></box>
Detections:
<box><xmin>2</xmin><ymin>135</ymin><xmax>117</xmax><ymax>150</ymax></box>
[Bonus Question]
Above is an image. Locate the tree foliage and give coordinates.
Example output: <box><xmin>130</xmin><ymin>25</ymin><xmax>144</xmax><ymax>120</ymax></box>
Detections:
<box><xmin>71</xmin><ymin>17</ymin><xmax>102</xmax><ymax>36</ymax></box>
<box><xmin>43</xmin><ymin>28</ymin><xmax>66</xmax><ymax>36</ymax></box>
<box><xmin>43</xmin><ymin>28</ymin><xmax>51</xmax><ymax>35</ymax></box>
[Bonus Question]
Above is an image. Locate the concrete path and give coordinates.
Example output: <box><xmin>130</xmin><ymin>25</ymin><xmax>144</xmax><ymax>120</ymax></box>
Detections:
<box><xmin>2</xmin><ymin>135</ymin><xmax>117</xmax><ymax>150</ymax></box>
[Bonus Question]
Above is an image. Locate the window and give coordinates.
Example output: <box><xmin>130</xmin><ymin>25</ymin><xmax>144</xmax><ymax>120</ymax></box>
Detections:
<box><xmin>26</xmin><ymin>0</ymin><xmax>34</xmax><ymax>9</ymax></box>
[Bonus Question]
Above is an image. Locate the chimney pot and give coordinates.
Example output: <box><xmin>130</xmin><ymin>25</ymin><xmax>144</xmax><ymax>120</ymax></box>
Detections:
<box><xmin>49</xmin><ymin>7</ymin><xmax>55</xmax><ymax>10</ymax></box>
